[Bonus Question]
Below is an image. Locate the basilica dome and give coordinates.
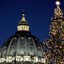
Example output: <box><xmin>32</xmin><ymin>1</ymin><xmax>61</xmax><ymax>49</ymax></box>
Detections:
<box><xmin>0</xmin><ymin>13</ymin><xmax>46</xmax><ymax>64</ymax></box>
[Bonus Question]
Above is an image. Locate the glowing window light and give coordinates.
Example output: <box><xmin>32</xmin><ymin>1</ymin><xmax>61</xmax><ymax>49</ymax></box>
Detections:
<box><xmin>34</xmin><ymin>56</ymin><xmax>38</xmax><ymax>63</ymax></box>
<box><xmin>24</xmin><ymin>56</ymin><xmax>31</xmax><ymax>62</ymax></box>
<box><xmin>20</xmin><ymin>57</ymin><xmax>23</xmax><ymax>61</ymax></box>
<box><xmin>17</xmin><ymin>25</ymin><xmax>29</xmax><ymax>31</ymax></box>
<box><xmin>0</xmin><ymin>58</ymin><xmax>5</xmax><ymax>62</ymax></box>
<box><xmin>16</xmin><ymin>56</ymin><xmax>23</xmax><ymax>62</ymax></box>
<box><xmin>41</xmin><ymin>58</ymin><xmax>46</xmax><ymax>63</ymax></box>
<box><xmin>6</xmin><ymin>56</ymin><xmax>13</xmax><ymax>62</ymax></box>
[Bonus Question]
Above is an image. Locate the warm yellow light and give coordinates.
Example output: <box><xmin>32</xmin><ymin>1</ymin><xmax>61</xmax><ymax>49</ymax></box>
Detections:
<box><xmin>0</xmin><ymin>58</ymin><xmax>5</xmax><ymax>62</ymax></box>
<box><xmin>16</xmin><ymin>56</ymin><xmax>23</xmax><ymax>62</ymax></box>
<box><xmin>34</xmin><ymin>56</ymin><xmax>38</xmax><ymax>63</ymax></box>
<box><xmin>24</xmin><ymin>56</ymin><xmax>31</xmax><ymax>62</ymax></box>
<box><xmin>21</xmin><ymin>17</ymin><xmax>26</xmax><ymax>21</ymax></box>
<box><xmin>56</xmin><ymin>1</ymin><xmax>60</xmax><ymax>6</ymax></box>
<box><xmin>6</xmin><ymin>56</ymin><xmax>13</xmax><ymax>62</ymax></box>
<box><xmin>17</xmin><ymin>25</ymin><xmax>29</xmax><ymax>31</ymax></box>
<box><xmin>41</xmin><ymin>58</ymin><xmax>46</xmax><ymax>63</ymax></box>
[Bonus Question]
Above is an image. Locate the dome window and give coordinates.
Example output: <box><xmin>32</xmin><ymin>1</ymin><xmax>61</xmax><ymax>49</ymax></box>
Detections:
<box><xmin>0</xmin><ymin>58</ymin><xmax>5</xmax><ymax>63</ymax></box>
<box><xmin>24</xmin><ymin>56</ymin><xmax>31</xmax><ymax>62</ymax></box>
<box><xmin>16</xmin><ymin>56</ymin><xmax>23</xmax><ymax>62</ymax></box>
<box><xmin>34</xmin><ymin>56</ymin><xmax>38</xmax><ymax>63</ymax></box>
<box><xmin>42</xmin><ymin>58</ymin><xmax>46</xmax><ymax>63</ymax></box>
<box><xmin>6</xmin><ymin>56</ymin><xmax>13</xmax><ymax>63</ymax></box>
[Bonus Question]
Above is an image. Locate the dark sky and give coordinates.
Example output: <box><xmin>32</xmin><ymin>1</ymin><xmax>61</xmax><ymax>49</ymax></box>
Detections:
<box><xmin>0</xmin><ymin>0</ymin><xmax>64</xmax><ymax>45</ymax></box>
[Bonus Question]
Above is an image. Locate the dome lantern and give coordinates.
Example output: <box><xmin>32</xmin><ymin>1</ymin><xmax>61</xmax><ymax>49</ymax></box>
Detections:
<box><xmin>17</xmin><ymin>13</ymin><xmax>29</xmax><ymax>31</ymax></box>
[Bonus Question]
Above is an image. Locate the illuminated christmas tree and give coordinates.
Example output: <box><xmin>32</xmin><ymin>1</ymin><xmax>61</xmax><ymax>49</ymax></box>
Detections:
<box><xmin>43</xmin><ymin>0</ymin><xmax>64</xmax><ymax>64</ymax></box>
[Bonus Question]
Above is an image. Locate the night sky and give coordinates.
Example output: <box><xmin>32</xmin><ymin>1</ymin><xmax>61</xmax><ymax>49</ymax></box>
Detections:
<box><xmin>0</xmin><ymin>0</ymin><xmax>64</xmax><ymax>45</ymax></box>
